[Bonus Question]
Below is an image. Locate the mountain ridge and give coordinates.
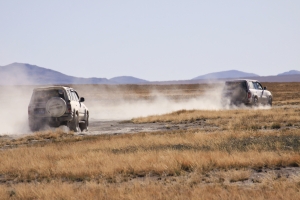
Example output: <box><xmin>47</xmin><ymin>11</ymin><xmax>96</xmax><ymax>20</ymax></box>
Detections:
<box><xmin>0</xmin><ymin>63</ymin><xmax>149</xmax><ymax>85</ymax></box>
<box><xmin>277</xmin><ymin>70</ymin><xmax>300</xmax><ymax>76</ymax></box>
<box><xmin>109</xmin><ymin>76</ymin><xmax>149</xmax><ymax>84</ymax></box>
<box><xmin>0</xmin><ymin>63</ymin><xmax>299</xmax><ymax>85</ymax></box>
<box><xmin>0</xmin><ymin>63</ymin><xmax>109</xmax><ymax>85</ymax></box>
<box><xmin>192</xmin><ymin>70</ymin><xmax>259</xmax><ymax>80</ymax></box>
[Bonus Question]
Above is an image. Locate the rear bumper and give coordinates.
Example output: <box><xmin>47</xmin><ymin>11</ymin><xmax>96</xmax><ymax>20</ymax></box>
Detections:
<box><xmin>28</xmin><ymin>114</ymin><xmax>73</xmax><ymax>124</ymax></box>
<box><xmin>222</xmin><ymin>97</ymin><xmax>252</xmax><ymax>105</ymax></box>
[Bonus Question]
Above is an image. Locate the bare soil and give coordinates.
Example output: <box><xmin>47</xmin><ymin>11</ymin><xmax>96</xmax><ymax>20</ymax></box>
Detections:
<box><xmin>87</xmin><ymin>118</ymin><xmax>213</xmax><ymax>135</ymax></box>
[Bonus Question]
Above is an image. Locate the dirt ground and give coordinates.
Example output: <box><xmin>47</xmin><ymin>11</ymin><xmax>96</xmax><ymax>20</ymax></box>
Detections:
<box><xmin>0</xmin><ymin>102</ymin><xmax>296</xmax><ymax>139</ymax></box>
<box><xmin>87</xmin><ymin>118</ymin><xmax>212</xmax><ymax>135</ymax></box>
<box><xmin>0</xmin><ymin>118</ymin><xmax>213</xmax><ymax>141</ymax></box>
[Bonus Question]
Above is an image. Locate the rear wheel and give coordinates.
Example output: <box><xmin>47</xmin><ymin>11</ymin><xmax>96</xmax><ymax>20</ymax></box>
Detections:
<box><xmin>68</xmin><ymin>112</ymin><xmax>80</xmax><ymax>132</ymax></box>
<box><xmin>253</xmin><ymin>97</ymin><xmax>258</xmax><ymax>107</ymax></box>
<box><xmin>29</xmin><ymin>120</ymin><xmax>44</xmax><ymax>132</ymax></box>
<box><xmin>29</xmin><ymin>123</ymin><xmax>40</xmax><ymax>132</ymax></box>
<box><xmin>79</xmin><ymin>115</ymin><xmax>89</xmax><ymax>132</ymax></box>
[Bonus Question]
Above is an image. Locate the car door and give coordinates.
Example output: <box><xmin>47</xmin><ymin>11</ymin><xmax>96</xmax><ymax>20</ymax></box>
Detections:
<box><xmin>254</xmin><ymin>82</ymin><xmax>267</xmax><ymax>104</ymax></box>
<box><xmin>73</xmin><ymin>91</ymin><xmax>85</xmax><ymax>120</ymax></box>
<box><xmin>251</xmin><ymin>81</ymin><xmax>262</xmax><ymax>103</ymax></box>
<box><xmin>69</xmin><ymin>90</ymin><xmax>79</xmax><ymax>117</ymax></box>
<box><xmin>257</xmin><ymin>82</ymin><xmax>268</xmax><ymax>104</ymax></box>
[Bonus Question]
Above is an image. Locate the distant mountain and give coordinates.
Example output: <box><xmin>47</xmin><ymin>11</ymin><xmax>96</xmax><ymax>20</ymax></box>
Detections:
<box><xmin>0</xmin><ymin>63</ymin><xmax>148</xmax><ymax>85</ymax></box>
<box><xmin>192</xmin><ymin>70</ymin><xmax>259</xmax><ymax>80</ymax></box>
<box><xmin>277</xmin><ymin>70</ymin><xmax>300</xmax><ymax>76</ymax></box>
<box><xmin>0</xmin><ymin>63</ymin><xmax>110</xmax><ymax>85</ymax></box>
<box><xmin>1</xmin><ymin>63</ymin><xmax>300</xmax><ymax>85</ymax></box>
<box><xmin>109</xmin><ymin>76</ymin><xmax>148</xmax><ymax>84</ymax></box>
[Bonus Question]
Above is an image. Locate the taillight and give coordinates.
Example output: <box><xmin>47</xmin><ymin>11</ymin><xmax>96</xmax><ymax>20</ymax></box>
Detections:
<box><xmin>66</xmin><ymin>104</ymin><xmax>71</xmax><ymax>113</ymax></box>
<box><xmin>247</xmin><ymin>91</ymin><xmax>251</xmax><ymax>99</ymax></box>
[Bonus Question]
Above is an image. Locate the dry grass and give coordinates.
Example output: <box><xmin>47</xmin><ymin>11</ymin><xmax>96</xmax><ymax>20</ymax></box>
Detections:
<box><xmin>133</xmin><ymin>107</ymin><xmax>300</xmax><ymax>131</ymax></box>
<box><xmin>0</xmin><ymin>129</ymin><xmax>299</xmax><ymax>183</ymax></box>
<box><xmin>1</xmin><ymin>180</ymin><xmax>300</xmax><ymax>200</ymax></box>
<box><xmin>0</xmin><ymin>82</ymin><xmax>300</xmax><ymax>199</ymax></box>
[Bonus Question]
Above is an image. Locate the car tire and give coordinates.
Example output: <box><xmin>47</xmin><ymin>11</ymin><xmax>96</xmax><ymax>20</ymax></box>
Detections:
<box><xmin>268</xmin><ymin>96</ymin><xmax>272</xmax><ymax>106</ymax></box>
<box><xmin>46</xmin><ymin>97</ymin><xmax>67</xmax><ymax>117</ymax></box>
<box><xmin>69</xmin><ymin>112</ymin><xmax>80</xmax><ymax>132</ymax></box>
<box><xmin>29</xmin><ymin>122</ymin><xmax>40</xmax><ymax>132</ymax></box>
<box><xmin>253</xmin><ymin>97</ymin><xmax>258</xmax><ymax>107</ymax></box>
<box><xmin>29</xmin><ymin>120</ymin><xmax>46</xmax><ymax>132</ymax></box>
<box><xmin>79</xmin><ymin>115</ymin><xmax>89</xmax><ymax>132</ymax></box>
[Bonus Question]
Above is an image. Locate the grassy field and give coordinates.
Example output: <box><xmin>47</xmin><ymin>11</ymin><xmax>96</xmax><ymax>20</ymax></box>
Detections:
<box><xmin>0</xmin><ymin>82</ymin><xmax>300</xmax><ymax>199</ymax></box>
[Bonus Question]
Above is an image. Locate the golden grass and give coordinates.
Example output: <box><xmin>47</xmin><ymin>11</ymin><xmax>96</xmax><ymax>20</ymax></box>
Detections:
<box><xmin>132</xmin><ymin>107</ymin><xmax>300</xmax><ymax>131</ymax></box>
<box><xmin>1</xmin><ymin>179</ymin><xmax>300</xmax><ymax>200</ymax></box>
<box><xmin>0</xmin><ymin>129</ymin><xmax>299</xmax><ymax>182</ymax></box>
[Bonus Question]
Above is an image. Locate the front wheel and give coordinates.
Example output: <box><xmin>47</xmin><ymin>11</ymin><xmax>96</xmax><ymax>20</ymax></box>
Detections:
<box><xmin>268</xmin><ymin>96</ymin><xmax>272</xmax><ymax>106</ymax></box>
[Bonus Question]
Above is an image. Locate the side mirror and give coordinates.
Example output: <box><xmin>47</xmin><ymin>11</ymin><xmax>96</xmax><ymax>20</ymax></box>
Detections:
<box><xmin>79</xmin><ymin>97</ymin><xmax>85</xmax><ymax>102</ymax></box>
<box><xmin>263</xmin><ymin>87</ymin><xmax>267</xmax><ymax>90</ymax></box>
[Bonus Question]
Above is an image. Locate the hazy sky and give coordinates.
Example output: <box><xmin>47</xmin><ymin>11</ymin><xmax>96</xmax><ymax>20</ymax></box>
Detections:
<box><xmin>1</xmin><ymin>1</ymin><xmax>299</xmax><ymax>81</ymax></box>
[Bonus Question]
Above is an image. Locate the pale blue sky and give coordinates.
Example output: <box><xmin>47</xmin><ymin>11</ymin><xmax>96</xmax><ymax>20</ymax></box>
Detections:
<box><xmin>0</xmin><ymin>1</ymin><xmax>299</xmax><ymax>81</ymax></box>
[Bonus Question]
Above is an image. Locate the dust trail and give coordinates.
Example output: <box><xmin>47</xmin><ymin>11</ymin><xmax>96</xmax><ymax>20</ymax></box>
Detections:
<box><xmin>89</xmin><ymin>94</ymin><xmax>222</xmax><ymax>120</ymax></box>
<box><xmin>0</xmin><ymin>86</ymin><xmax>34</xmax><ymax>135</ymax></box>
<box><xmin>89</xmin><ymin>83</ymin><xmax>219</xmax><ymax>120</ymax></box>
<box><xmin>88</xmin><ymin>83</ymin><xmax>271</xmax><ymax>121</ymax></box>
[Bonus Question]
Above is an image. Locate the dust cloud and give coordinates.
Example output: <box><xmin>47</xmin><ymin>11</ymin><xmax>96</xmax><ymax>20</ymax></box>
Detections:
<box><xmin>89</xmin><ymin>83</ymin><xmax>225</xmax><ymax>120</ymax></box>
<box><xmin>86</xmin><ymin>83</ymin><xmax>270</xmax><ymax>121</ymax></box>
<box><xmin>0</xmin><ymin>86</ymin><xmax>33</xmax><ymax>135</ymax></box>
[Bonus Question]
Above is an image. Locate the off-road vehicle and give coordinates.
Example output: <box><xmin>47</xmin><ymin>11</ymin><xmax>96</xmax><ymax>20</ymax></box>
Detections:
<box><xmin>223</xmin><ymin>79</ymin><xmax>272</xmax><ymax>106</ymax></box>
<box><xmin>28</xmin><ymin>86</ymin><xmax>89</xmax><ymax>132</ymax></box>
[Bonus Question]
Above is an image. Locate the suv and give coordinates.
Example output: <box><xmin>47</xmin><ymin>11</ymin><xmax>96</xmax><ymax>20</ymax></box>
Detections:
<box><xmin>223</xmin><ymin>79</ymin><xmax>272</xmax><ymax>106</ymax></box>
<box><xmin>28</xmin><ymin>86</ymin><xmax>89</xmax><ymax>132</ymax></box>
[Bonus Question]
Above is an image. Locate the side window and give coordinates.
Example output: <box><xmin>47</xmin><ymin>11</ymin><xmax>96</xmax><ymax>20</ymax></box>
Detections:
<box><xmin>74</xmin><ymin>91</ymin><xmax>80</xmax><ymax>100</ymax></box>
<box><xmin>255</xmin><ymin>82</ymin><xmax>263</xmax><ymax>90</ymax></box>
<box><xmin>66</xmin><ymin>90</ymin><xmax>72</xmax><ymax>100</ymax></box>
<box><xmin>71</xmin><ymin>91</ymin><xmax>79</xmax><ymax>101</ymax></box>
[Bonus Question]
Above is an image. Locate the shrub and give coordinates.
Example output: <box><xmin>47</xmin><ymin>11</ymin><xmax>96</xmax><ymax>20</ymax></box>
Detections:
<box><xmin>271</xmin><ymin>123</ymin><xmax>281</xmax><ymax>129</ymax></box>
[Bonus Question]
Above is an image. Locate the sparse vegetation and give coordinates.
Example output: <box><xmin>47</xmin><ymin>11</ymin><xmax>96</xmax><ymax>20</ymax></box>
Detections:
<box><xmin>133</xmin><ymin>107</ymin><xmax>300</xmax><ymax>132</ymax></box>
<box><xmin>0</xmin><ymin>82</ymin><xmax>300</xmax><ymax>199</ymax></box>
<box><xmin>271</xmin><ymin>123</ymin><xmax>281</xmax><ymax>129</ymax></box>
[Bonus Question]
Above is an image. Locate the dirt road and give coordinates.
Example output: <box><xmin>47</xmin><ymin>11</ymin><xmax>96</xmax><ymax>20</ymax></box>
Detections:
<box><xmin>86</xmin><ymin>118</ymin><xmax>216</xmax><ymax>135</ymax></box>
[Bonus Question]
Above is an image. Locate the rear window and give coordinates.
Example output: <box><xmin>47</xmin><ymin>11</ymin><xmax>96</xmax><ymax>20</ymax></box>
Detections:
<box><xmin>32</xmin><ymin>89</ymin><xmax>65</xmax><ymax>102</ymax></box>
<box><xmin>225</xmin><ymin>81</ymin><xmax>247</xmax><ymax>90</ymax></box>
